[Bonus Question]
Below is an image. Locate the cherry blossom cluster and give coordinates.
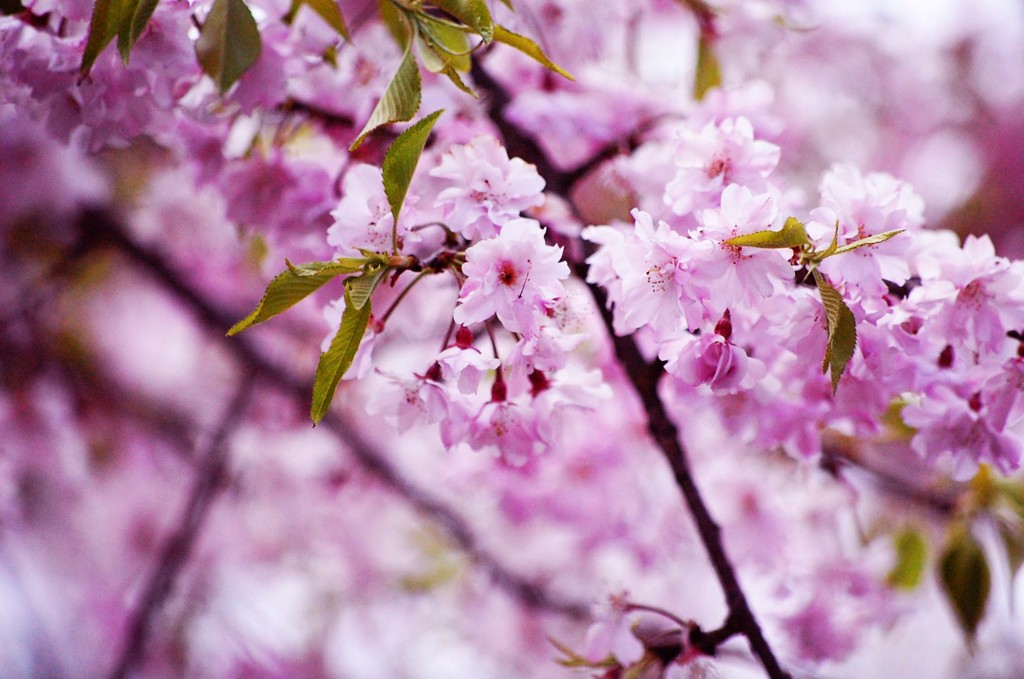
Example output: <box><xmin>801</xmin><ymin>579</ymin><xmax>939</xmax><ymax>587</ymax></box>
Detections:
<box><xmin>324</xmin><ymin>135</ymin><xmax>608</xmax><ymax>465</ymax></box>
<box><xmin>5</xmin><ymin>0</ymin><xmax>1024</xmax><ymax>676</ymax></box>
<box><xmin>586</xmin><ymin>106</ymin><xmax>1024</xmax><ymax>482</ymax></box>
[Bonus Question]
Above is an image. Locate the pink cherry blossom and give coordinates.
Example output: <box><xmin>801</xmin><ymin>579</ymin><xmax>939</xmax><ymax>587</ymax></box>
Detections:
<box><xmin>692</xmin><ymin>184</ymin><xmax>794</xmax><ymax>311</ymax></box>
<box><xmin>453</xmin><ymin>218</ymin><xmax>569</xmax><ymax>335</ymax></box>
<box><xmin>903</xmin><ymin>383</ymin><xmax>1023</xmax><ymax>480</ymax></box>
<box><xmin>584</xmin><ymin>209</ymin><xmax>709</xmax><ymax>338</ymax></box>
<box><xmin>436</xmin><ymin>345</ymin><xmax>501</xmax><ymax>395</ymax></box>
<box><xmin>466</xmin><ymin>398</ymin><xmax>548</xmax><ymax>466</ymax></box>
<box><xmin>662</xmin><ymin>332</ymin><xmax>766</xmax><ymax>393</ymax></box>
<box><xmin>328</xmin><ymin>164</ymin><xmax>398</xmax><ymax>256</ymax></box>
<box><xmin>809</xmin><ymin>164</ymin><xmax>921</xmax><ymax>299</ymax></box>
<box><xmin>664</xmin><ymin>116</ymin><xmax>780</xmax><ymax>217</ymax></box>
<box><xmin>430</xmin><ymin>135</ymin><xmax>546</xmax><ymax>241</ymax></box>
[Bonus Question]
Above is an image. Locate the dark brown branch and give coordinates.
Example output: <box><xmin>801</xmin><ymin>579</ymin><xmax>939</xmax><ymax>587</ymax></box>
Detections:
<box><xmin>587</xmin><ymin>280</ymin><xmax>789</xmax><ymax>678</ymax></box>
<box><xmin>76</xmin><ymin>209</ymin><xmax>588</xmax><ymax>622</ymax></box>
<box><xmin>107</xmin><ymin>372</ymin><xmax>256</xmax><ymax>679</ymax></box>
<box><xmin>469</xmin><ymin>62</ymin><xmax>573</xmax><ymax>197</ymax></box>
<box><xmin>689</xmin><ymin>612</ymin><xmax>742</xmax><ymax>656</ymax></box>
<box><xmin>470</xmin><ymin>63</ymin><xmax>789</xmax><ymax>677</ymax></box>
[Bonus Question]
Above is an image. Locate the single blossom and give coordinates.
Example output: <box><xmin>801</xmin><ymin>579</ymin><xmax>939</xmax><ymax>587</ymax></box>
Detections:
<box><xmin>662</xmin><ymin>332</ymin><xmax>766</xmax><ymax>393</ymax></box>
<box><xmin>808</xmin><ymin>164</ymin><xmax>921</xmax><ymax>300</ymax></box>
<box><xmin>692</xmin><ymin>184</ymin><xmax>794</xmax><ymax>312</ymax></box>
<box><xmin>902</xmin><ymin>384</ymin><xmax>1023</xmax><ymax>480</ymax></box>
<box><xmin>436</xmin><ymin>345</ymin><xmax>501</xmax><ymax>396</ymax></box>
<box><xmin>584</xmin><ymin>209</ymin><xmax>709</xmax><ymax>338</ymax></box>
<box><xmin>430</xmin><ymin>135</ymin><xmax>545</xmax><ymax>241</ymax></box>
<box><xmin>453</xmin><ymin>218</ymin><xmax>569</xmax><ymax>336</ymax></box>
<box><xmin>328</xmin><ymin>164</ymin><xmax>402</xmax><ymax>256</ymax></box>
<box><xmin>664</xmin><ymin>116</ymin><xmax>780</xmax><ymax>216</ymax></box>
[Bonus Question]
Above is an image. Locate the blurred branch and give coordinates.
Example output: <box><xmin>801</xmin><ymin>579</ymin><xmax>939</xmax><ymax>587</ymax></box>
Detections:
<box><xmin>820</xmin><ymin>437</ymin><xmax>960</xmax><ymax>516</ymax></box>
<box><xmin>108</xmin><ymin>371</ymin><xmax>256</xmax><ymax>679</ymax></box>
<box><xmin>75</xmin><ymin>208</ymin><xmax>589</xmax><ymax>622</ymax></box>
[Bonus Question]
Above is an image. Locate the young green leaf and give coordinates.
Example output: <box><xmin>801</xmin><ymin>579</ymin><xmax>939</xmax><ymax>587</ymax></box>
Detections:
<box><xmin>311</xmin><ymin>299</ymin><xmax>372</xmax><ymax>424</ymax></box>
<box><xmin>997</xmin><ymin>518</ymin><xmax>1024</xmax><ymax>575</ymax></box>
<box><xmin>810</xmin><ymin>221</ymin><xmax>840</xmax><ymax>262</ymax></box>
<box><xmin>427</xmin><ymin>0</ymin><xmax>494</xmax><ymax>42</ymax></box>
<box><xmin>196</xmin><ymin>0</ymin><xmax>262</xmax><ymax>94</ymax></box>
<box><xmin>493</xmin><ymin>24</ymin><xmax>573</xmax><ymax>80</ymax></box>
<box><xmin>82</xmin><ymin>0</ymin><xmax>127</xmax><ymax>73</ymax></box>
<box><xmin>227</xmin><ymin>260</ymin><xmax>357</xmax><ymax>336</ymax></box>
<box><xmin>293</xmin><ymin>0</ymin><xmax>351</xmax><ymax>41</ymax></box>
<box><xmin>350</xmin><ymin>46</ymin><xmax>422</xmax><ymax>150</ymax></box>
<box><xmin>998</xmin><ymin>479</ymin><xmax>1024</xmax><ymax>519</ymax></box>
<box><xmin>813</xmin><ymin>270</ymin><xmax>857</xmax><ymax>394</ymax></box>
<box><xmin>413</xmin><ymin>19</ymin><xmax>477</xmax><ymax>95</ymax></box>
<box><xmin>693</xmin><ymin>34</ymin><xmax>721</xmax><ymax>101</ymax></box>
<box><xmin>382</xmin><ymin>109</ymin><xmax>445</xmax><ymax>233</ymax></box>
<box><xmin>887</xmin><ymin>527</ymin><xmax>928</xmax><ymax>590</ymax></box>
<box><xmin>880</xmin><ymin>397</ymin><xmax>917</xmax><ymax>441</ymax></box>
<box><xmin>549</xmin><ymin>636</ymin><xmax>616</xmax><ymax>670</ymax></box>
<box><xmin>724</xmin><ymin>216</ymin><xmax>810</xmax><ymax>249</ymax></box>
<box><xmin>939</xmin><ymin>525</ymin><xmax>990</xmax><ymax>642</ymax></box>
<box><xmin>379</xmin><ymin>0</ymin><xmax>412</xmax><ymax>46</ymax></box>
<box><xmin>345</xmin><ymin>266</ymin><xmax>387</xmax><ymax>311</ymax></box>
<box><xmin>439</xmin><ymin>64</ymin><xmax>477</xmax><ymax>96</ymax></box>
<box><xmin>415</xmin><ymin>13</ymin><xmax>472</xmax><ymax>73</ymax></box>
<box><xmin>286</xmin><ymin>259</ymin><xmax>366</xmax><ymax>278</ymax></box>
<box><xmin>824</xmin><ymin>229</ymin><xmax>905</xmax><ymax>258</ymax></box>
<box><xmin>118</xmin><ymin>0</ymin><xmax>160</xmax><ymax>63</ymax></box>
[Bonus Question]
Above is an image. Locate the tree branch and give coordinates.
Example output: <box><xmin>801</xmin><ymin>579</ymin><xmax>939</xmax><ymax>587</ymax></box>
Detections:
<box><xmin>588</xmin><ymin>282</ymin><xmax>789</xmax><ymax>677</ymax></box>
<box><xmin>75</xmin><ymin>209</ymin><xmax>589</xmax><ymax>622</ymax></box>
<box><xmin>470</xmin><ymin>61</ymin><xmax>790</xmax><ymax>677</ymax></box>
<box><xmin>107</xmin><ymin>371</ymin><xmax>256</xmax><ymax>679</ymax></box>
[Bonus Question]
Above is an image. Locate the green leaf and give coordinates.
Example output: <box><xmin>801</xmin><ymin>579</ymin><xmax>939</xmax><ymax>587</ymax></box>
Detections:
<box><xmin>438</xmin><ymin>64</ymin><xmax>477</xmax><ymax>96</ymax></box>
<box><xmin>350</xmin><ymin>46</ymin><xmax>422</xmax><ymax>150</ymax></box>
<box><xmin>880</xmin><ymin>397</ymin><xmax>917</xmax><ymax>441</ymax></box>
<box><xmin>0</xmin><ymin>0</ymin><xmax>22</xmax><ymax>15</ymax></box>
<box><xmin>196</xmin><ymin>0</ymin><xmax>262</xmax><ymax>94</ymax></box>
<box><xmin>998</xmin><ymin>480</ymin><xmax>1024</xmax><ymax>519</ymax></box>
<box><xmin>311</xmin><ymin>299</ymin><xmax>372</xmax><ymax>424</ymax></box>
<box><xmin>813</xmin><ymin>270</ymin><xmax>857</xmax><ymax>394</ymax></box>
<box><xmin>382</xmin><ymin>109</ymin><xmax>444</xmax><ymax>231</ymax></box>
<box><xmin>493</xmin><ymin>24</ymin><xmax>573</xmax><ymax>80</ymax></box>
<box><xmin>415</xmin><ymin>13</ymin><xmax>472</xmax><ymax>73</ymax></box>
<box><xmin>286</xmin><ymin>259</ymin><xmax>366</xmax><ymax>277</ymax></box>
<box><xmin>426</xmin><ymin>0</ymin><xmax>494</xmax><ymax>42</ymax></box>
<box><xmin>811</xmin><ymin>221</ymin><xmax>840</xmax><ymax>262</ymax></box>
<box><xmin>345</xmin><ymin>266</ymin><xmax>387</xmax><ymax>311</ymax></box>
<box><xmin>822</xmin><ymin>229</ymin><xmax>905</xmax><ymax>258</ymax></box>
<box><xmin>724</xmin><ymin>216</ymin><xmax>810</xmax><ymax>249</ymax></box>
<box><xmin>549</xmin><ymin>636</ymin><xmax>617</xmax><ymax>670</ymax></box>
<box><xmin>227</xmin><ymin>260</ymin><xmax>357</xmax><ymax>336</ymax></box>
<box><xmin>693</xmin><ymin>34</ymin><xmax>721</xmax><ymax>101</ymax></box>
<box><xmin>294</xmin><ymin>0</ymin><xmax>351</xmax><ymax>41</ymax></box>
<box><xmin>939</xmin><ymin>525</ymin><xmax>991</xmax><ymax>642</ymax></box>
<box><xmin>887</xmin><ymin>527</ymin><xmax>928</xmax><ymax>590</ymax></box>
<box><xmin>997</xmin><ymin>518</ymin><xmax>1024</xmax><ymax>575</ymax></box>
<box><xmin>379</xmin><ymin>0</ymin><xmax>412</xmax><ymax>46</ymax></box>
<box><xmin>117</xmin><ymin>0</ymin><xmax>160</xmax><ymax>63</ymax></box>
<box><xmin>82</xmin><ymin>0</ymin><xmax>128</xmax><ymax>73</ymax></box>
